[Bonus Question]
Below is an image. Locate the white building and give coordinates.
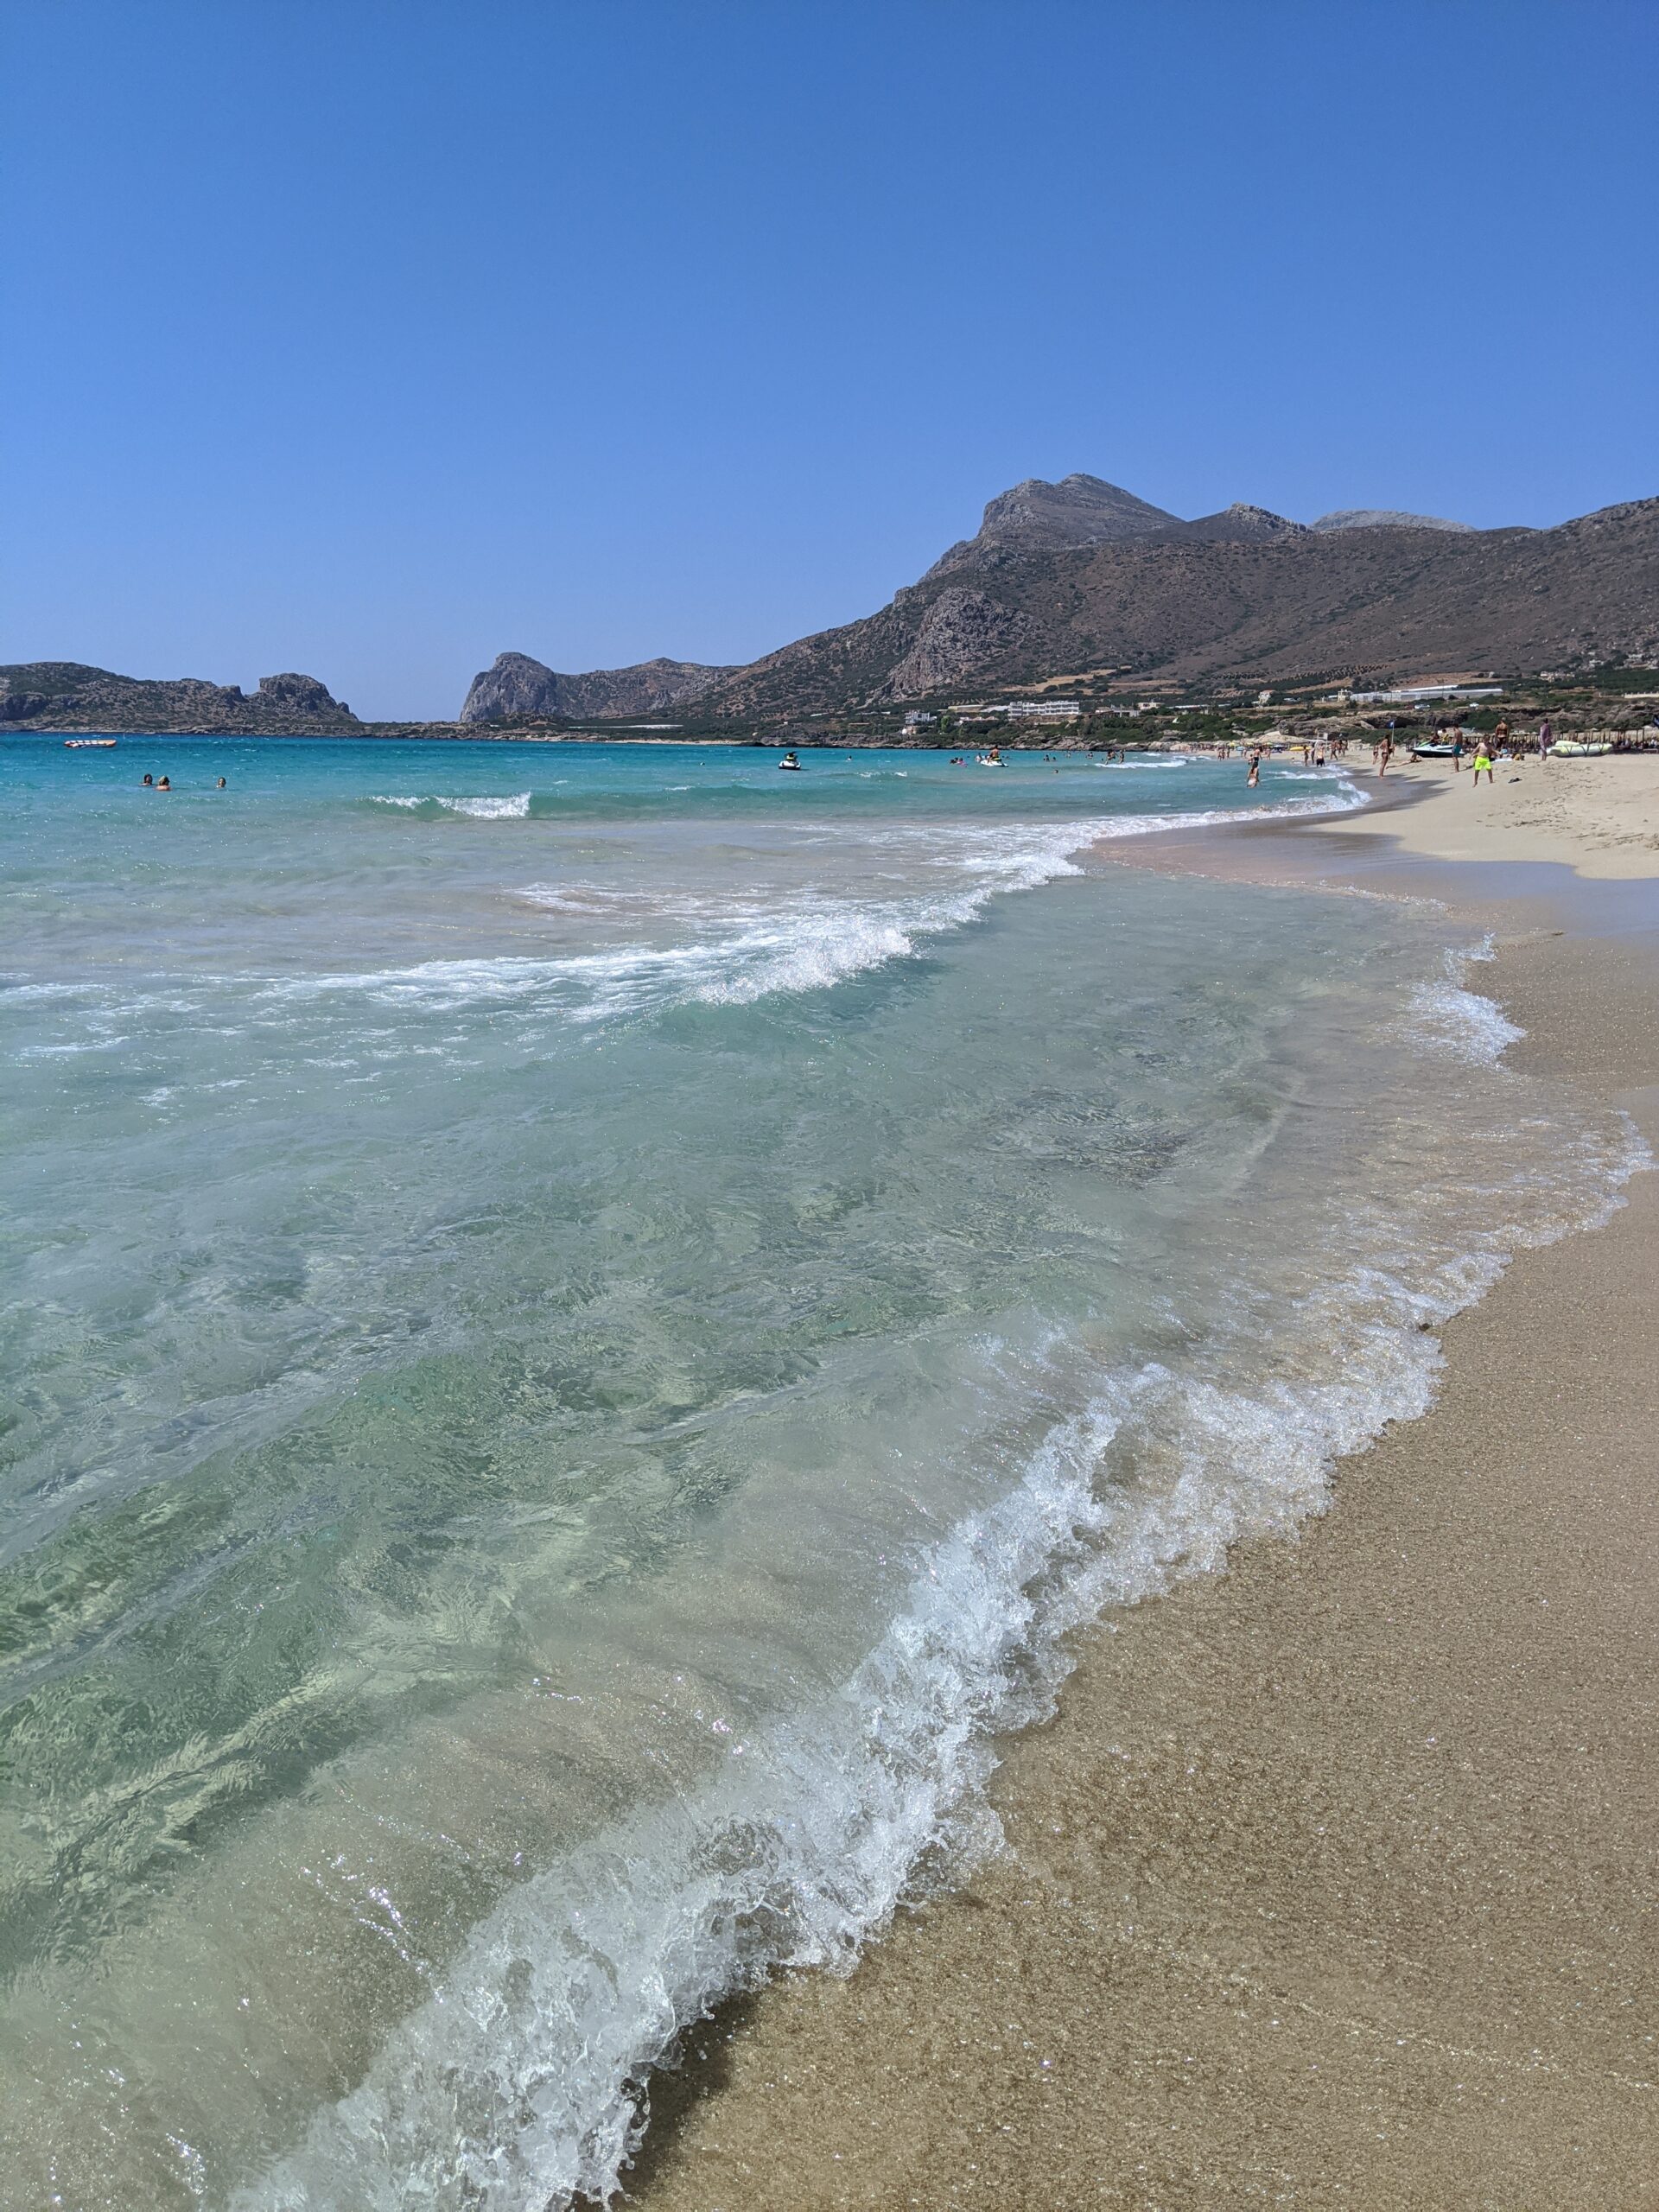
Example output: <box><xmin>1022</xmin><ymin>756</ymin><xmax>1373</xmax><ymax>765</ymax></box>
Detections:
<box><xmin>1352</xmin><ymin>683</ymin><xmax>1503</xmax><ymax>704</ymax></box>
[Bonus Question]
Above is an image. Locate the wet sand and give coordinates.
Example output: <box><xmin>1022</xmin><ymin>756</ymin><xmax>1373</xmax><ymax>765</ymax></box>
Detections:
<box><xmin>622</xmin><ymin>818</ymin><xmax>1659</xmax><ymax>2209</ymax></box>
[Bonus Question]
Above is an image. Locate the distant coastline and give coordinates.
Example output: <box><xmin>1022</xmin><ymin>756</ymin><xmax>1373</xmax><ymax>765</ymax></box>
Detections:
<box><xmin>8</xmin><ymin>475</ymin><xmax>1656</xmax><ymax>751</ymax></box>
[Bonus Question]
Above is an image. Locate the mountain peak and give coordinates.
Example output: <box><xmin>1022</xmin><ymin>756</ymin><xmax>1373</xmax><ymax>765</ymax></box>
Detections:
<box><xmin>459</xmin><ymin>650</ymin><xmax>736</xmax><ymax>723</ymax></box>
<box><xmin>931</xmin><ymin>478</ymin><xmax>1332</xmax><ymax>573</ymax></box>
<box><xmin>1310</xmin><ymin>508</ymin><xmax>1475</xmax><ymax>534</ymax></box>
<box><xmin>925</xmin><ymin>474</ymin><xmax>1183</xmax><ymax>580</ymax></box>
<box><xmin>975</xmin><ymin>473</ymin><xmax>1182</xmax><ymax>549</ymax></box>
<box><xmin>1179</xmin><ymin>503</ymin><xmax>1308</xmax><ymax>543</ymax></box>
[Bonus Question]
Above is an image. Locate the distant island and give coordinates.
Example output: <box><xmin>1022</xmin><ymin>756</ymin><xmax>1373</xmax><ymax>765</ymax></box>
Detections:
<box><xmin>0</xmin><ymin>664</ymin><xmax>369</xmax><ymax>736</ymax></box>
<box><xmin>8</xmin><ymin>474</ymin><xmax>1656</xmax><ymax>741</ymax></box>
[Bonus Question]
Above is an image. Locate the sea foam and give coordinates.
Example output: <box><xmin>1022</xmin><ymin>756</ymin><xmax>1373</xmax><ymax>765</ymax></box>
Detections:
<box><xmin>371</xmin><ymin>793</ymin><xmax>532</xmax><ymax>818</ymax></box>
<box><xmin>261</xmin><ymin>789</ymin><xmax>1367</xmax><ymax>1030</ymax></box>
<box><xmin>240</xmin><ymin>1012</ymin><xmax>1645</xmax><ymax>2212</ymax></box>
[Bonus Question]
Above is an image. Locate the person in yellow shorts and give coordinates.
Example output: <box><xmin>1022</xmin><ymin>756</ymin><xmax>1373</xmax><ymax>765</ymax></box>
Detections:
<box><xmin>1471</xmin><ymin>742</ymin><xmax>1495</xmax><ymax>786</ymax></box>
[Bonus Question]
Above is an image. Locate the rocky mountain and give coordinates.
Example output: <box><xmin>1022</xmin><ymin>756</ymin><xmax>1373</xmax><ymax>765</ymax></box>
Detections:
<box><xmin>1176</xmin><ymin>502</ymin><xmax>1309</xmax><ymax>543</ymax></box>
<box><xmin>925</xmin><ymin>477</ymin><xmax>1325</xmax><ymax>577</ymax></box>
<box><xmin>689</xmin><ymin>483</ymin><xmax>1659</xmax><ymax>718</ymax></box>
<box><xmin>924</xmin><ymin>473</ymin><xmax>1183</xmax><ymax>575</ymax></box>
<box><xmin>866</xmin><ymin>590</ymin><xmax>1031</xmax><ymax>704</ymax></box>
<box><xmin>19</xmin><ymin>478</ymin><xmax>1650</xmax><ymax>741</ymax></box>
<box><xmin>0</xmin><ymin>664</ymin><xmax>360</xmax><ymax>732</ymax></box>
<box><xmin>1311</xmin><ymin>509</ymin><xmax>1477</xmax><ymax>534</ymax></box>
<box><xmin>460</xmin><ymin>651</ymin><xmax>734</xmax><ymax>723</ymax></box>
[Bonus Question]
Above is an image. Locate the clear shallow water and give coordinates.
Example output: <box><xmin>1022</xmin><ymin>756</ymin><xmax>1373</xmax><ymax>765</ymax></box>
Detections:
<box><xmin>0</xmin><ymin>739</ymin><xmax>1640</xmax><ymax>2209</ymax></box>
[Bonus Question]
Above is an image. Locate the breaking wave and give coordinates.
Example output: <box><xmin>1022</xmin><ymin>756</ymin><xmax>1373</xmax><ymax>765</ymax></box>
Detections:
<box><xmin>241</xmin><ymin>1064</ymin><xmax>1645</xmax><ymax>2211</ymax></box>
<box><xmin>370</xmin><ymin>793</ymin><xmax>532</xmax><ymax>818</ymax></box>
<box><xmin>273</xmin><ymin>791</ymin><xmax>1370</xmax><ymax>1026</ymax></box>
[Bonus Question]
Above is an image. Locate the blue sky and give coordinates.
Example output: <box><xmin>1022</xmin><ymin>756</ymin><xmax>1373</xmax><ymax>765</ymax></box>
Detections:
<box><xmin>7</xmin><ymin>0</ymin><xmax>1656</xmax><ymax>719</ymax></box>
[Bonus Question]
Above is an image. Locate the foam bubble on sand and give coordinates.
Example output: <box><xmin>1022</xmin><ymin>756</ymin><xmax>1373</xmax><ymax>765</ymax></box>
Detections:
<box><xmin>1408</xmin><ymin>942</ymin><xmax>1526</xmax><ymax>1065</ymax></box>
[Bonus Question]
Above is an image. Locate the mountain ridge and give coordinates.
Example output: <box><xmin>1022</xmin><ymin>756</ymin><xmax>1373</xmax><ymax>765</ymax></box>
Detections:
<box><xmin>683</xmin><ymin>490</ymin><xmax>1659</xmax><ymax>718</ymax></box>
<box><xmin>459</xmin><ymin>652</ymin><xmax>734</xmax><ymax>724</ymax></box>
<box><xmin>1311</xmin><ymin>507</ymin><xmax>1478</xmax><ymax>534</ymax></box>
<box><xmin>10</xmin><ymin>479</ymin><xmax>1654</xmax><ymax>734</ymax></box>
<box><xmin>464</xmin><ymin>474</ymin><xmax>1655</xmax><ymax>725</ymax></box>
<box><xmin>0</xmin><ymin>664</ymin><xmax>360</xmax><ymax>733</ymax></box>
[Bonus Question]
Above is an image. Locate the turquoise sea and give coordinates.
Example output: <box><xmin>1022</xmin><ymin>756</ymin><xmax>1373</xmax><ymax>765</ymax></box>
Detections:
<box><xmin>0</xmin><ymin>737</ymin><xmax>1639</xmax><ymax>2209</ymax></box>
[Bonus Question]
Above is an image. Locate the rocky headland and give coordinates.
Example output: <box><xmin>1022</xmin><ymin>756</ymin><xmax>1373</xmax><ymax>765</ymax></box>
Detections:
<box><xmin>0</xmin><ymin>664</ymin><xmax>362</xmax><ymax>734</ymax></box>
<box><xmin>459</xmin><ymin>652</ymin><xmax>735</xmax><ymax>725</ymax></box>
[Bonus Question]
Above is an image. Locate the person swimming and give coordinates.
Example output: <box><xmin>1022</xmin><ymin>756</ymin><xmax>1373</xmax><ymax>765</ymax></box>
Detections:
<box><xmin>156</xmin><ymin>775</ymin><xmax>171</xmax><ymax>791</ymax></box>
<box><xmin>216</xmin><ymin>776</ymin><xmax>226</xmax><ymax>789</ymax></box>
<box><xmin>142</xmin><ymin>773</ymin><xmax>154</xmax><ymax>786</ymax></box>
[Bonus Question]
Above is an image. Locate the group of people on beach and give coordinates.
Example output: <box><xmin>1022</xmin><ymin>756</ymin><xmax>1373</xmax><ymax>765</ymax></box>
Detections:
<box><xmin>1391</xmin><ymin>716</ymin><xmax>1554</xmax><ymax>787</ymax></box>
<box><xmin>1363</xmin><ymin>715</ymin><xmax>1560</xmax><ymax>785</ymax></box>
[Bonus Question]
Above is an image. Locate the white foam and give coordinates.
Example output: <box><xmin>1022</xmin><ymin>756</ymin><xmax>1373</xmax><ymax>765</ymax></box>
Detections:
<box><xmin>265</xmin><ymin>789</ymin><xmax>1371</xmax><ymax>1029</ymax></box>
<box><xmin>241</xmin><ymin>1096</ymin><xmax>1645</xmax><ymax>2212</ymax></box>
<box><xmin>371</xmin><ymin>794</ymin><xmax>531</xmax><ymax>818</ymax></box>
<box><xmin>1408</xmin><ymin>942</ymin><xmax>1525</xmax><ymax>1065</ymax></box>
<box><xmin>1409</xmin><ymin>982</ymin><xmax>1525</xmax><ymax>1065</ymax></box>
<box><xmin>444</xmin><ymin>794</ymin><xmax>531</xmax><ymax>819</ymax></box>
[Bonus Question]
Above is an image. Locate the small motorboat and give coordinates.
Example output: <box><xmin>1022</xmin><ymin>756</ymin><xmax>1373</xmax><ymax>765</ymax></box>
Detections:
<box><xmin>64</xmin><ymin>738</ymin><xmax>118</xmax><ymax>748</ymax></box>
<box><xmin>1550</xmin><ymin>740</ymin><xmax>1612</xmax><ymax>757</ymax></box>
<box><xmin>1409</xmin><ymin>741</ymin><xmax>1459</xmax><ymax>760</ymax></box>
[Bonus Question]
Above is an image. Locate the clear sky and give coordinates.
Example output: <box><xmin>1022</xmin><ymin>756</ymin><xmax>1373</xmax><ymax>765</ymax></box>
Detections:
<box><xmin>7</xmin><ymin>0</ymin><xmax>1656</xmax><ymax>720</ymax></box>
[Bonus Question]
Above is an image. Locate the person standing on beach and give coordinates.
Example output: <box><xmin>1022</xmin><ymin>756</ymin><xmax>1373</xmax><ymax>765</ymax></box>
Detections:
<box><xmin>1471</xmin><ymin>741</ymin><xmax>1495</xmax><ymax>786</ymax></box>
<box><xmin>1376</xmin><ymin>733</ymin><xmax>1393</xmax><ymax>776</ymax></box>
<box><xmin>1539</xmin><ymin>717</ymin><xmax>1552</xmax><ymax>763</ymax></box>
<box><xmin>1452</xmin><ymin>730</ymin><xmax>1465</xmax><ymax>772</ymax></box>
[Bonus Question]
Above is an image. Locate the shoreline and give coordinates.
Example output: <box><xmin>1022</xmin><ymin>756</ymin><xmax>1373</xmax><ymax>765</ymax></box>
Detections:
<box><xmin>1315</xmin><ymin>752</ymin><xmax>1659</xmax><ymax>880</ymax></box>
<box><xmin>619</xmin><ymin>791</ymin><xmax>1659</xmax><ymax>2208</ymax></box>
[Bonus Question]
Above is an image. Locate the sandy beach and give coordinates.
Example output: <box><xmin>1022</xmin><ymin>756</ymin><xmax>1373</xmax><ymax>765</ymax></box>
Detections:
<box><xmin>621</xmin><ymin>778</ymin><xmax>1659</xmax><ymax>2210</ymax></box>
<box><xmin>1335</xmin><ymin>750</ymin><xmax>1659</xmax><ymax>878</ymax></box>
